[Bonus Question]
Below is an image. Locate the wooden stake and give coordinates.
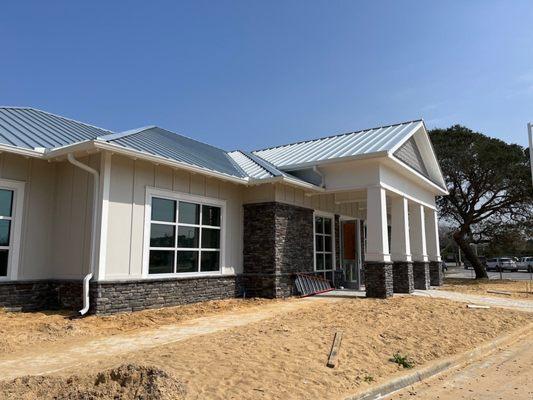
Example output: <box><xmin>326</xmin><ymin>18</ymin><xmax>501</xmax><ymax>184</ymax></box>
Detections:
<box><xmin>327</xmin><ymin>331</ymin><xmax>343</xmax><ymax>368</ymax></box>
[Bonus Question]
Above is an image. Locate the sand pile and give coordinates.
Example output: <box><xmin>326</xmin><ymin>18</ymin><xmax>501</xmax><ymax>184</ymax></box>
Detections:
<box><xmin>0</xmin><ymin>364</ymin><xmax>186</xmax><ymax>400</ymax></box>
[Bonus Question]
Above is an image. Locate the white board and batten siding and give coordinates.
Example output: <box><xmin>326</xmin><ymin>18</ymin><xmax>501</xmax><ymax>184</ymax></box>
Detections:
<box><xmin>0</xmin><ymin>153</ymin><xmax>97</xmax><ymax>280</ymax></box>
<box><xmin>103</xmin><ymin>155</ymin><xmax>244</xmax><ymax>280</ymax></box>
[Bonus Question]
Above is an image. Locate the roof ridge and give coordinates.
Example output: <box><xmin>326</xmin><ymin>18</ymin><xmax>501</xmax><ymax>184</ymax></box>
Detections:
<box><xmin>240</xmin><ymin>150</ymin><xmax>283</xmax><ymax>177</ymax></box>
<box><xmin>0</xmin><ymin>106</ymin><xmax>114</xmax><ymax>135</ymax></box>
<box><xmin>97</xmin><ymin>125</ymin><xmax>156</xmax><ymax>141</ymax></box>
<box><xmin>253</xmin><ymin>119</ymin><xmax>424</xmax><ymax>153</ymax></box>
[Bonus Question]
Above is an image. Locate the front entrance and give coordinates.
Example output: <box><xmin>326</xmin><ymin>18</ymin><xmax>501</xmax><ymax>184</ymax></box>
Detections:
<box><xmin>340</xmin><ymin>219</ymin><xmax>363</xmax><ymax>289</ymax></box>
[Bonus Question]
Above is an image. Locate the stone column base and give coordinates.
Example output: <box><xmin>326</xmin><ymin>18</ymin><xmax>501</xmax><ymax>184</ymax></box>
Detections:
<box><xmin>429</xmin><ymin>261</ymin><xmax>444</xmax><ymax>286</ymax></box>
<box><xmin>364</xmin><ymin>262</ymin><xmax>393</xmax><ymax>298</ymax></box>
<box><xmin>392</xmin><ymin>262</ymin><xmax>414</xmax><ymax>293</ymax></box>
<box><xmin>413</xmin><ymin>261</ymin><xmax>430</xmax><ymax>290</ymax></box>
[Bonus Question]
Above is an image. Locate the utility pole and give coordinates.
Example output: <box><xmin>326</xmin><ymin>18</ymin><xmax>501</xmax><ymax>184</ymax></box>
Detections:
<box><xmin>529</xmin><ymin>122</ymin><xmax>533</xmax><ymax>188</ymax></box>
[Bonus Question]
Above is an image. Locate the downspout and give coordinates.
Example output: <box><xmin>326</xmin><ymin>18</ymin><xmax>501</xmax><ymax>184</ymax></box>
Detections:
<box><xmin>67</xmin><ymin>153</ymin><xmax>99</xmax><ymax>315</ymax></box>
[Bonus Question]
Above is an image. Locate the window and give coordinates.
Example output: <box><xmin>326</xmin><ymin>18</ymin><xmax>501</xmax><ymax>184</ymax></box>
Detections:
<box><xmin>0</xmin><ymin>189</ymin><xmax>13</xmax><ymax>277</ymax></box>
<box><xmin>146</xmin><ymin>191</ymin><xmax>223</xmax><ymax>276</ymax></box>
<box><xmin>314</xmin><ymin>215</ymin><xmax>334</xmax><ymax>272</ymax></box>
<box><xmin>0</xmin><ymin>180</ymin><xmax>24</xmax><ymax>281</ymax></box>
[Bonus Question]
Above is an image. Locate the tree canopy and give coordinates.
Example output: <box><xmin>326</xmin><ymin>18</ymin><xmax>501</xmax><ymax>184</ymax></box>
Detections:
<box><xmin>429</xmin><ymin>125</ymin><xmax>533</xmax><ymax>278</ymax></box>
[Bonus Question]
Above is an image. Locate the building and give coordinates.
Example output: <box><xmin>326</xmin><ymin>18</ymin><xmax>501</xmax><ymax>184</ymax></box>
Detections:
<box><xmin>0</xmin><ymin>107</ymin><xmax>447</xmax><ymax>314</ymax></box>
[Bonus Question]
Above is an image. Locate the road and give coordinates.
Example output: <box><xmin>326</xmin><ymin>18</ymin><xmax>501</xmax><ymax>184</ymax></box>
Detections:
<box><xmin>445</xmin><ymin>265</ymin><xmax>533</xmax><ymax>281</ymax></box>
<box><xmin>387</xmin><ymin>330</ymin><xmax>533</xmax><ymax>400</ymax></box>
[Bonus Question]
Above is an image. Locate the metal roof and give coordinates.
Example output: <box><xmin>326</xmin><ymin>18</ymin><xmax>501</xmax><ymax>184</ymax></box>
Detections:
<box><xmin>104</xmin><ymin>126</ymin><xmax>246</xmax><ymax>178</ymax></box>
<box><xmin>228</xmin><ymin>151</ymin><xmax>273</xmax><ymax>179</ymax></box>
<box><xmin>0</xmin><ymin>107</ymin><xmax>112</xmax><ymax>149</ymax></box>
<box><xmin>0</xmin><ymin>107</ymin><xmax>440</xmax><ymax>189</ymax></box>
<box><xmin>253</xmin><ymin>120</ymin><xmax>423</xmax><ymax>169</ymax></box>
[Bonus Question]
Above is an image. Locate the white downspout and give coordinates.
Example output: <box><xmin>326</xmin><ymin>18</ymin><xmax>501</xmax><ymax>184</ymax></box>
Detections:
<box><xmin>67</xmin><ymin>153</ymin><xmax>99</xmax><ymax>316</ymax></box>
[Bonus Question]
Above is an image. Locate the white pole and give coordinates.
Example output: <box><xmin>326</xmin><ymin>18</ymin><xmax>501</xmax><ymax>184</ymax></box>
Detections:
<box><xmin>527</xmin><ymin>122</ymin><xmax>533</xmax><ymax>188</ymax></box>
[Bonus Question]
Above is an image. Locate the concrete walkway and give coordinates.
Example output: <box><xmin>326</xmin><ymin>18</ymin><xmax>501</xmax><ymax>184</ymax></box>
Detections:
<box><xmin>387</xmin><ymin>329</ymin><xmax>533</xmax><ymax>399</ymax></box>
<box><xmin>413</xmin><ymin>289</ymin><xmax>533</xmax><ymax>312</ymax></box>
<box><xmin>0</xmin><ymin>297</ymin><xmax>330</xmax><ymax>381</ymax></box>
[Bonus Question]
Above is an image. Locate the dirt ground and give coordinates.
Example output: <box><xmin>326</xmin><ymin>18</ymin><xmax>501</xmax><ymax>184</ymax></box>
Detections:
<box><xmin>443</xmin><ymin>278</ymin><xmax>533</xmax><ymax>299</ymax></box>
<box><xmin>0</xmin><ymin>364</ymin><xmax>187</xmax><ymax>400</ymax></box>
<box><xmin>1</xmin><ymin>296</ymin><xmax>531</xmax><ymax>400</ymax></box>
<box><xmin>0</xmin><ymin>298</ymin><xmax>276</xmax><ymax>354</ymax></box>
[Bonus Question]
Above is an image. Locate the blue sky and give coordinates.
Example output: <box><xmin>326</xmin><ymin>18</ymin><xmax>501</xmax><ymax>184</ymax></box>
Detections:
<box><xmin>1</xmin><ymin>1</ymin><xmax>532</xmax><ymax>149</ymax></box>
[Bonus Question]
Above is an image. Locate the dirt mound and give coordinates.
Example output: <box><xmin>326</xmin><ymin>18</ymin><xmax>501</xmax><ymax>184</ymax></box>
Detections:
<box><xmin>0</xmin><ymin>364</ymin><xmax>186</xmax><ymax>400</ymax></box>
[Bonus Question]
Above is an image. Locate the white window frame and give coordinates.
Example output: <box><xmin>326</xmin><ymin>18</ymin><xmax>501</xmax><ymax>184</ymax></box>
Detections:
<box><xmin>313</xmin><ymin>211</ymin><xmax>336</xmax><ymax>274</ymax></box>
<box><xmin>0</xmin><ymin>179</ymin><xmax>25</xmax><ymax>282</ymax></box>
<box><xmin>142</xmin><ymin>187</ymin><xmax>226</xmax><ymax>279</ymax></box>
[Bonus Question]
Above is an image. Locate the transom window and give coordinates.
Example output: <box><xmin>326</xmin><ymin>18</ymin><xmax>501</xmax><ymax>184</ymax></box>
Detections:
<box><xmin>148</xmin><ymin>195</ymin><xmax>222</xmax><ymax>275</ymax></box>
<box><xmin>0</xmin><ymin>189</ymin><xmax>13</xmax><ymax>277</ymax></box>
<box><xmin>314</xmin><ymin>216</ymin><xmax>333</xmax><ymax>272</ymax></box>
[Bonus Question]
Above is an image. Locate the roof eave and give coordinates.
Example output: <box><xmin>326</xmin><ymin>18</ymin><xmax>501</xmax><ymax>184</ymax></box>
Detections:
<box><xmin>0</xmin><ymin>143</ymin><xmax>46</xmax><ymax>158</ymax></box>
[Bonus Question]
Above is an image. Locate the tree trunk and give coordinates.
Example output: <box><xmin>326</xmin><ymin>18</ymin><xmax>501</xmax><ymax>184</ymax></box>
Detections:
<box><xmin>453</xmin><ymin>229</ymin><xmax>488</xmax><ymax>279</ymax></box>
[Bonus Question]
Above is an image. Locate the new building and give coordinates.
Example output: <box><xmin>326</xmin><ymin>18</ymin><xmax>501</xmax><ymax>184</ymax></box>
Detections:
<box><xmin>0</xmin><ymin>107</ymin><xmax>447</xmax><ymax>314</ymax></box>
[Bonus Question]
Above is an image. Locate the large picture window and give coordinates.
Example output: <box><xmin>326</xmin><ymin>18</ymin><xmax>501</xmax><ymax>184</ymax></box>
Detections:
<box><xmin>314</xmin><ymin>215</ymin><xmax>334</xmax><ymax>272</ymax></box>
<box><xmin>147</xmin><ymin>192</ymin><xmax>223</xmax><ymax>276</ymax></box>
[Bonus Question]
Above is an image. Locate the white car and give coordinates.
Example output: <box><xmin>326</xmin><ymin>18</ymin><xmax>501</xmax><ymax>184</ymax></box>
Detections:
<box><xmin>517</xmin><ymin>257</ymin><xmax>533</xmax><ymax>272</ymax></box>
<box><xmin>486</xmin><ymin>257</ymin><xmax>518</xmax><ymax>272</ymax></box>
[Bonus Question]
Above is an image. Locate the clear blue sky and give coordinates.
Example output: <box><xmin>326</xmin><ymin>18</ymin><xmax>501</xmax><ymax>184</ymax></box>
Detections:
<box><xmin>2</xmin><ymin>1</ymin><xmax>532</xmax><ymax>150</ymax></box>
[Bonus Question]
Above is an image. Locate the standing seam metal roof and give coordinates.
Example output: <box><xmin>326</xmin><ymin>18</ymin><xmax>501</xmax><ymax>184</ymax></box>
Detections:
<box><xmin>0</xmin><ymin>107</ymin><xmax>112</xmax><ymax>149</ymax></box>
<box><xmin>0</xmin><ymin>107</ymin><xmax>437</xmax><ymax>187</ymax></box>
<box><xmin>107</xmin><ymin>126</ymin><xmax>247</xmax><ymax>178</ymax></box>
<box><xmin>252</xmin><ymin>120</ymin><xmax>423</xmax><ymax>168</ymax></box>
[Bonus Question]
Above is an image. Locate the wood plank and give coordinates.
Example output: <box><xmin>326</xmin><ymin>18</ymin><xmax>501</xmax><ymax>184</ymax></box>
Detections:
<box><xmin>327</xmin><ymin>331</ymin><xmax>343</xmax><ymax>368</ymax></box>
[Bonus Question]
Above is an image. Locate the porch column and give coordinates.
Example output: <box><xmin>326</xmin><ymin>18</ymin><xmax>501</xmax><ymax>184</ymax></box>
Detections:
<box><xmin>409</xmin><ymin>202</ymin><xmax>430</xmax><ymax>290</ymax></box>
<box><xmin>390</xmin><ymin>197</ymin><xmax>414</xmax><ymax>293</ymax></box>
<box><xmin>425</xmin><ymin>207</ymin><xmax>443</xmax><ymax>286</ymax></box>
<box><xmin>364</xmin><ymin>186</ymin><xmax>393</xmax><ymax>298</ymax></box>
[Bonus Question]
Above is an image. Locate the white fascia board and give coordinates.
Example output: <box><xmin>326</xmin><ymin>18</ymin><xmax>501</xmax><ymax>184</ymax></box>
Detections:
<box><xmin>276</xmin><ymin>150</ymin><xmax>390</xmax><ymax>171</ymax></box>
<box><xmin>387</xmin><ymin>155</ymin><xmax>448</xmax><ymax>195</ymax></box>
<box><xmin>248</xmin><ymin>175</ymin><xmax>325</xmax><ymax>192</ymax></box>
<box><xmin>0</xmin><ymin>143</ymin><xmax>46</xmax><ymax>158</ymax></box>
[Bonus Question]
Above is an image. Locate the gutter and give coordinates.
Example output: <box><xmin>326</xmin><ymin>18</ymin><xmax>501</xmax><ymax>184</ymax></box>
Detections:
<box><xmin>67</xmin><ymin>153</ymin><xmax>99</xmax><ymax>316</ymax></box>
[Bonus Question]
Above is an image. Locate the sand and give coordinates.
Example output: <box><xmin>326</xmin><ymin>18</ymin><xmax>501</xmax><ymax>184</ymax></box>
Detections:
<box><xmin>0</xmin><ymin>298</ymin><xmax>276</xmax><ymax>354</ymax></box>
<box><xmin>1</xmin><ymin>295</ymin><xmax>531</xmax><ymax>399</ymax></box>
<box><xmin>443</xmin><ymin>278</ymin><xmax>533</xmax><ymax>299</ymax></box>
<box><xmin>0</xmin><ymin>364</ymin><xmax>186</xmax><ymax>400</ymax></box>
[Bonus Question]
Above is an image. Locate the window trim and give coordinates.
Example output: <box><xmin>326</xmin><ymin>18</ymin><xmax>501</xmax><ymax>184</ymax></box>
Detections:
<box><xmin>0</xmin><ymin>179</ymin><xmax>25</xmax><ymax>282</ymax></box>
<box><xmin>142</xmin><ymin>187</ymin><xmax>226</xmax><ymax>279</ymax></box>
<box><xmin>313</xmin><ymin>211</ymin><xmax>336</xmax><ymax>273</ymax></box>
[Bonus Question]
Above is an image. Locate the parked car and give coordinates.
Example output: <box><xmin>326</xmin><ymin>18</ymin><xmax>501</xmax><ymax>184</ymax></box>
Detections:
<box><xmin>464</xmin><ymin>256</ymin><xmax>487</xmax><ymax>270</ymax></box>
<box><xmin>486</xmin><ymin>257</ymin><xmax>518</xmax><ymax>272</ymax></box>
<box><xmin>517</xmin><ymin>257</ymin><xmax>533</xmax><ymax>272</ymax></box>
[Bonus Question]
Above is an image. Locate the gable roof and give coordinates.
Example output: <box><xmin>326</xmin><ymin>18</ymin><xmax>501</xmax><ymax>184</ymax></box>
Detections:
<box><xmin>252</xmin><ymin>120</ymin><xmax>423</xmax><ymax>169</ymax></box>
<box><xmin>0</xmin><ymin>107</ymin><xmax>446</xmax><ymax>191</ymax></box>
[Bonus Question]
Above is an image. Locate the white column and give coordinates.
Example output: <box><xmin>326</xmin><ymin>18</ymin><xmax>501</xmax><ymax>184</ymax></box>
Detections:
<box><xmin>409</xmin><ymin>202</ymin><xmax>428</xmax><ymax>262</ymax></box>
<box><xmin>390</xmin><ymin>196</ymin><xmax>411</xmax><ymax>262</ymax></box>
<box><xmin>365</xmin><ymin>186</ymin><xmax>390</xmax><ymax>262</ymax></box>
<box><xmin>425</xmin><ymin>208</ymin><xmax>441</xmax><ymax>262</ymax></box>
